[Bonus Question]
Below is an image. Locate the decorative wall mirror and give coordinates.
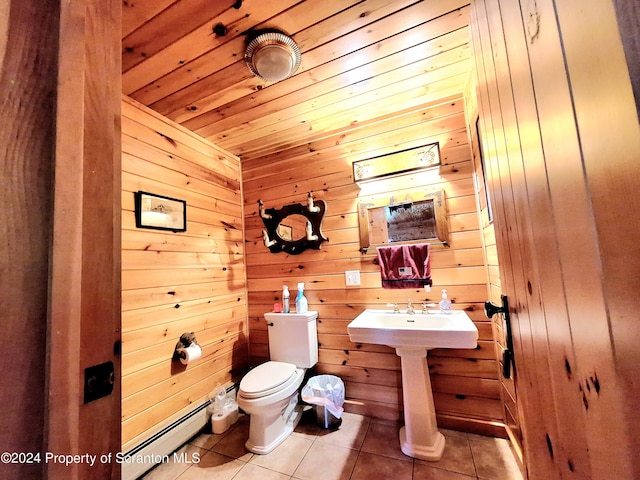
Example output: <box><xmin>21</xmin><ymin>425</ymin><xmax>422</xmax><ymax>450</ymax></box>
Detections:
<box><xmin>259</xmin><ymin>193</ymin><xmax>328</xmax><ymax>255</ymax></box>
<box><xmin>358</xmin><ymin>189</ymin><xmax>449</xmax><ymax>253</ymax></box>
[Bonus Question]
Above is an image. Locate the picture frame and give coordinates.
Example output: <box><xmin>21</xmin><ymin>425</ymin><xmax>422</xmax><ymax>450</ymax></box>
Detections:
<box><xmin>134</xmin><ymin>191</ymin><xmax>187</xmax><ymax>232</ymax></box>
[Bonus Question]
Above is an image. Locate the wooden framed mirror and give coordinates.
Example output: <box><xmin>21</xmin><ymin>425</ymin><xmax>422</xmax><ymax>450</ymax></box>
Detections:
<box><xmin>358</xmin><ymin>189</ymin><xmax>449</xmax><ymax>253</ymax></box>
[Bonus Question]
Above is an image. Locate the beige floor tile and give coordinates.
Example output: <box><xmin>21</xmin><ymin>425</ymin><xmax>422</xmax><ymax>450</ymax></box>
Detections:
<box><xmin>292</xmin><ymin>441</ymin><xmax>359</xmax><ymax>480</ymax></box>
<box><xmin>468</xmin><ymin>433</ymin><xmax>523</xmax><ymax>480</ymax></box>
<box><xmin>413</xmin><ymin>462</ymin><xmax>477</xmax><ymax>480</ymax></box>
<box><xmin>232</xmin><ymin>462</ymin><xmax>292</xmax><ymax>480</ymax></box>
<box><xmin>140</xmin><ymin>459</ymin><xmax>189</xmax><ymax>480</ymax></box>
<box><xmin>210</xmin><ymin>421</ymin><xmax>254</xmax><ymax>462</ymax></box>
<box><xmin>314</xmin><ymin>412</ymin><xmax>370</xmax><ymax>450</ymax></box>
<box><xmin>187</xmin><ymin>431</ymin><xmax>227</xmax><ymax>451</ymax></box>
<box><xmin>140</xmin><ymin>444</ymin><xmax>204</xmax><ymax>480</ymax></box>
<box><xmin>249</xmin><ymin>434</ymin><xmax>313</xmax><ymax>475</ymax></box>
<box><xmin>414</xmin><ymin>429</ymin><xmax>476</xmax><ymax>477</ymax></box>
<box><xmin>175</xmin><ymin>451</ymin><xmax>245</xmax><ymax>480</ymax></box>
<box><xmin>351</xmin><ymin>451</ymin><xmax>413</xmax><ymax>480</ymax></box>
<box><xmin>136</xmin><ymin>413</ymin><xmax>524</xmax><ymax>480</ymax></box>
<box><xmin>360</xmin><ymin>421</ymin><xmax>410</xmax><ymax>462</ymax></box>
<box><xmin>369</xmin><ymin>416</ymin><xmax>402</xmax><ymax>427</ymax></box>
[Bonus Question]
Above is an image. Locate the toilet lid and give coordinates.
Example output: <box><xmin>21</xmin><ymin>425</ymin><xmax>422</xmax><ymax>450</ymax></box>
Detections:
<box><xmin>240</xmin><ymin>361</ymin><xmax>298</xmax><ymax>399</ymax></box>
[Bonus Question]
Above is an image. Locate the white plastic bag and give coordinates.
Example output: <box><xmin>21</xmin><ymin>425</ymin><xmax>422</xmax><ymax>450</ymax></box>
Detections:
<box><xmin>209</xmin><ymin>386</ymin><xmax>227</xmax><ymax>415</ymax></box>
<box><xmin>207</xmin><ymin>386</ymin><xmax>239</xmax><ymax>434</ymax></box>
<box><xmin>301</xmin><ymin>375</ymin><xmax>345</xmax><ymax>419</ymax></box>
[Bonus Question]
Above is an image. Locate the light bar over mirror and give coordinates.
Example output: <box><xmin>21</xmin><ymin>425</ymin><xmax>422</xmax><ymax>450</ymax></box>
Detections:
<box><xmin>353</xmin><ymin>142</ymin><xmax>440</xmax><ymax>183</ymax></box>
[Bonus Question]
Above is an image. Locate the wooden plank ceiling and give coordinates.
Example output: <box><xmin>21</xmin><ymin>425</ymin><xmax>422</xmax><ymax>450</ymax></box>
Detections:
<box><xmin>122</xmin><ymin>0</ymin><xmax>471</xmax><ymax>162</ymax></box>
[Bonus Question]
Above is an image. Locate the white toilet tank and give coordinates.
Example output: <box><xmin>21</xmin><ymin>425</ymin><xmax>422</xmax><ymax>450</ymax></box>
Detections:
<box><xmin>264</xmin><ymin>311</ymin><xmax>318</xmax><ymax>368</ymax></box>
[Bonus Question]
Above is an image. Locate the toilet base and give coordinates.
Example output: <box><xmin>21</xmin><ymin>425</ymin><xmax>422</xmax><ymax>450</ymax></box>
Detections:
<box><xmin>245</xmin><ymin>402</ymin><xmax>304</xmax><ymax>454</ymax></box>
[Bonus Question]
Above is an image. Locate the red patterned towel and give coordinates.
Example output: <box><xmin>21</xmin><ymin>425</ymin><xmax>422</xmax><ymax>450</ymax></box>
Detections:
<box><xmin>376</xmin><ymin>243</ymin><xmax>432</xmax><ymax>289</ymax></box>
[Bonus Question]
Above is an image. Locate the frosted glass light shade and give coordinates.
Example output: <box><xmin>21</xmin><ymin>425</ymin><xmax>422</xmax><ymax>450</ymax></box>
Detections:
<box><xmin>245</xmin><ymin>32</ymin><xmax>301</xmax><ymax>82</ymax></box>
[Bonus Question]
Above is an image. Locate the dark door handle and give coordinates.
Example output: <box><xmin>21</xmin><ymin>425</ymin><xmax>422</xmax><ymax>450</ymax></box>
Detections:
<box><xmin>485</xmin><ymin>295</ymin><xmax>514</xmax><ymax>379</ymax></box>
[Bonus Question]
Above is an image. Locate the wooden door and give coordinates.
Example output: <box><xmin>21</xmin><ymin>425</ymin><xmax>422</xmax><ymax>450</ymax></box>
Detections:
<box><xmin>471</xmin><ymin>0</ymin><xmax>640</xmax><ymax>478</ymax></box>
<box><xmin>0</xmin><ymin>2</ymin><xmax>58</xmax><ymax>478</ymax></box>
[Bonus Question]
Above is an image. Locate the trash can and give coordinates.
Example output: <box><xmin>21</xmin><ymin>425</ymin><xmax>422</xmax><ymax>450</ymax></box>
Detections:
<box><xmin>314</xmin><ymin>404</ymin><xmax>341</xmax><ymax>429</ymax></box>
<box><xmin>301</xmin><ymin>375</ymin><xmax>345</xmax><ymax>429</ymax></box>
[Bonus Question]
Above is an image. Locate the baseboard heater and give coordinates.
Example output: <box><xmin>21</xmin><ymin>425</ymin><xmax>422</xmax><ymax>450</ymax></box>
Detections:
<box><xmin>122</xmin><ymin>385</ymin><xmax>237</xmax><ymax>480</ymax></box>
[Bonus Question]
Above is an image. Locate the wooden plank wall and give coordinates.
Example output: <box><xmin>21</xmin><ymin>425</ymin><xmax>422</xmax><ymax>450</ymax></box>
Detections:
<box><xmin>471</xmin><ymin>0</ymin><xmax>640</xmax><ymax>478</ymax></box>
<box><xmin>121</xmin><ymin>96</ymin><xmax>248</xmax><ymax>450</ymax></box>
<box><xmin>242</xmin><ymin>96</ymin><xmax>505</xmax><ymax>436</ymax></box>
<box><xmin>465</xmin><ymin>74</ymin><xmax>523</xmax><ymax>462</ymax></box>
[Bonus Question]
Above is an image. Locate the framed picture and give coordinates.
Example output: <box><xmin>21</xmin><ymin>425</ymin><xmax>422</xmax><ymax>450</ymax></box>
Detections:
<box><xmin>134</xmin><ymin>191</ymin><xmax>186</xmax><ymax>232</ymax></box>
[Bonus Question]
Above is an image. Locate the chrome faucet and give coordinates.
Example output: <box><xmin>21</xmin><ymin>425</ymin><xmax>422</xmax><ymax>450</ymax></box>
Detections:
<box><xmin>406</xmin><ymin>299</ymin><xmax>415</xmax><ymax>314</ymax></box>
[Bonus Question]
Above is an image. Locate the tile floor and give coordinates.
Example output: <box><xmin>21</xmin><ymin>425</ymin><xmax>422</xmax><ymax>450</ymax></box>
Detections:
<box><xmin>141</xmin><ymin>410</ymin><xmax>524</xmax><ymax>480</ymax></box>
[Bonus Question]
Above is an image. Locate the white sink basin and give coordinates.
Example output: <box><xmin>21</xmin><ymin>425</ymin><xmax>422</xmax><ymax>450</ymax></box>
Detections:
<box><xmin>347</xmin><ymin>309</ymin><xmax>478</xmax><ymax>349</ymax></box>
<box><xmin>347</xmin><ymin>308</ymin><xmax>478</xmax><ymax>462</ymax></box>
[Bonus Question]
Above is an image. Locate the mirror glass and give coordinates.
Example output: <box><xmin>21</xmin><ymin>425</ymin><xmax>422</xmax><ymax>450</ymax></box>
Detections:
<box><xmin>277</xmin><ymin>214</ymin><xmax>308</xmax><ymax>241</ymax></box>
<box><xmin>371</xmin><ymin>199</ymin><xmax>438</xmax><ymax>244</ymax></box>
<box><xmin>358</xmin><ymin>189</ymin><xmax>448</xmax><ymax>253</ymax></box>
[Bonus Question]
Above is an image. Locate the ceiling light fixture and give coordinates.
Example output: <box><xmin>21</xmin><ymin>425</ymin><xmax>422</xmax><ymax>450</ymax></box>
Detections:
<box><xmin>245</xmin><ymin>31</ymin><xmax>301</xmax><ymax>82</ymax></box>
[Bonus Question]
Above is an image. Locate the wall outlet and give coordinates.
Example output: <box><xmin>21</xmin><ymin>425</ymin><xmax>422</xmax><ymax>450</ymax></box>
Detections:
<box><xmin>345</xmin><ymin>270</ymin><xmax>361</xmax><ymax>286</ymax></box>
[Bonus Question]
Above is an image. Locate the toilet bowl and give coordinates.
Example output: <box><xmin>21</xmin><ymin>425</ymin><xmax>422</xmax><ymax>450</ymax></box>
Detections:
<box><xmin>237</xmin><ymin>311</ymin><xmax>319</xmax><ymax>454</ymax></box>
<box><xmin>238</xmin><ymin>361</ymin><xmax>305</xmax><ymax>454</ymax></box>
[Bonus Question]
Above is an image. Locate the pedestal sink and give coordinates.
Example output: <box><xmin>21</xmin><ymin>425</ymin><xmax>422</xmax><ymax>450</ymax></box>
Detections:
<box><xmin>347</xmin><ymin>309</ymin><xmax>478</xmax><ymax>461</ymax></box>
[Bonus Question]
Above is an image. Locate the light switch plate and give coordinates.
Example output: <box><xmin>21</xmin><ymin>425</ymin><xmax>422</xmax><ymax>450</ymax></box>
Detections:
<box><xmin>345</xmin><ymin>270</ymin><xmax>361</xmax><ymax>286</ymax></box>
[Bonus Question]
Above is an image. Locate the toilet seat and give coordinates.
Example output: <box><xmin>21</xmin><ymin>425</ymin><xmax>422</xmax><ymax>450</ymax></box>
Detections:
<box><xmin>239</xmin><ymin>361</ymin><xmax>299</xmax><ymax>399</ymax></box>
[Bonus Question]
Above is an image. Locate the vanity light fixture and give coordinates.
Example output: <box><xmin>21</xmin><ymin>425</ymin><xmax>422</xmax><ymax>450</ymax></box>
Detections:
<box><xmin>353</xmin><ymin>142</ymin><xmax>441</xmax><ymax>184</ymax></box>
<box><xmin>245</xmin><ymin>31</ymin><xmax>301</xmax><ymax>82</ymax></box>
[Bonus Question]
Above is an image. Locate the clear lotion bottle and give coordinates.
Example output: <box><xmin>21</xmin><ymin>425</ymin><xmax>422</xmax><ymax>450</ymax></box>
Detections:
<box><xmin>295</xmin><ymin>282</ymin><xmax>308</xmax><ymax>314</ymax></box>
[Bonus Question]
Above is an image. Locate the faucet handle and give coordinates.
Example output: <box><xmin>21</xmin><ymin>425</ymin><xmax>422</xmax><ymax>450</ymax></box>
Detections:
<box><xmin>386</xmin><ymin>303</ymin><xmax>399</xmax><ymax>313</ymax></box>
<box><xmin>421</xmin><ymin>302</ymin><xmax>437</xmax><ymax>314</ymax></box>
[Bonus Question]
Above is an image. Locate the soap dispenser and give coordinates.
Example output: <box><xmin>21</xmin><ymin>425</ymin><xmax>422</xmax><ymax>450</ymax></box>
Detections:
<box><xmin>282</xmin><ymin>285</ymin><xmax>290</xmax><ymax>313</ymax></box>
<box><xmin>295</xmin><ymin>282</ymin><xmax>308</xmax><ymax>314</ymax></box>
<box><xmin>439</xmin><ymin>289</ymin><xmax>452</xmax><ymax>314</ymax></box>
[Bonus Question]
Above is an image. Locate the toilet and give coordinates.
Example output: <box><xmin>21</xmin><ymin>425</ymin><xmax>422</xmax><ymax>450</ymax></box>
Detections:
<box><xmin>237</xmin><ymin>311</ymin><xmax>318</xmax><ymax>454</ymax></box>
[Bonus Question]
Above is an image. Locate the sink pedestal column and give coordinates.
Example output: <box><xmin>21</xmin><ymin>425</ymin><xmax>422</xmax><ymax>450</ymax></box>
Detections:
<box><xmin>395</xmin><ymin>346</ymin><xmax>445</xmax><ymax>461</ymax></box>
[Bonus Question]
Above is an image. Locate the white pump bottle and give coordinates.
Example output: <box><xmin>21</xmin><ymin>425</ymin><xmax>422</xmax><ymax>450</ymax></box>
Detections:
<box><xmin>439</xmin><ymin>289</ymin><xmax>452</xmax><ymax>314</ymax></box>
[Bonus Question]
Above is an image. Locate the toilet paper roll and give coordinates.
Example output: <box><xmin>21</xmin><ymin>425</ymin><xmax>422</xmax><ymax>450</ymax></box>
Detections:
<box><xmin>178</xmin><ymin>344</ymin><xmax>202</xmax><ymax>365</ymax></box>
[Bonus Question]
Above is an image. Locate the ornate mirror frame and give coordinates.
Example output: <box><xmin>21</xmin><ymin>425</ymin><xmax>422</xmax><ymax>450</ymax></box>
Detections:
<box><xmin>258</xmin><ymin>193</ymin><xmax>328</xmax><ymax>255</ymax></box>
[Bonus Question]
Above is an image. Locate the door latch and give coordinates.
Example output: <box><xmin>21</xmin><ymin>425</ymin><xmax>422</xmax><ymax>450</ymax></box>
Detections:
<box><xmin>83</xmin><ymin>361</ymin><xmax>115</xmax><ymax>404</ymax></box>
<box><xmin>484</xmin><ymin>295</ymin><xmax>514</xmax><ymax>379</ymax></box>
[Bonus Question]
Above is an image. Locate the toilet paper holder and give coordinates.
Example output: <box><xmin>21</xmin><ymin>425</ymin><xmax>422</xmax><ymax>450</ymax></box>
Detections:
<box><xmin>173</xmin><ymin>332</ymin><xmax>199</xmax><ymax>361</ymax></box>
